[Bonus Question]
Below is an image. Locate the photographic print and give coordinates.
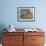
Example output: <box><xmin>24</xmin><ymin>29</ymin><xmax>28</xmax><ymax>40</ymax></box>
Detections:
<box><xmin>17</xmin><ymin>7</ymin><xmax>35</xmax><ymax>22</ymax></box>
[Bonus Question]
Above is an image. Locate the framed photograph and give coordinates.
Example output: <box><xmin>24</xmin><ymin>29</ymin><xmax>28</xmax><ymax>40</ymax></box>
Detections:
<box><xmin>17</xmin><ymin>7</ymin><xmax>35</xmax><ymax>22</ymax></box>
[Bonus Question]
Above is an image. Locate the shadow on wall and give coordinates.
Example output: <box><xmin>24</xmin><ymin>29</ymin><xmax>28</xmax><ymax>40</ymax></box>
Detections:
<box><xmin>0</xmin><ymin>24</ymin><xmax>7</xmax><ymax>43</ymax></box>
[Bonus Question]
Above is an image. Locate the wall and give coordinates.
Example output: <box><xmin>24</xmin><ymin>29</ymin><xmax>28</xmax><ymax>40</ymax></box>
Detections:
<box><xmin>0</xmin><ymin>0</ymin><xmax>46</xmax><ymax>30</ymax></box>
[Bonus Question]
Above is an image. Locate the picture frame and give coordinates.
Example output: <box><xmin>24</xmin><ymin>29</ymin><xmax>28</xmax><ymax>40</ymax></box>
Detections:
<box><xmin>17</xmin><ymin>7</ymin><xmax>35</xmax><ymax>22</ymax></box>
